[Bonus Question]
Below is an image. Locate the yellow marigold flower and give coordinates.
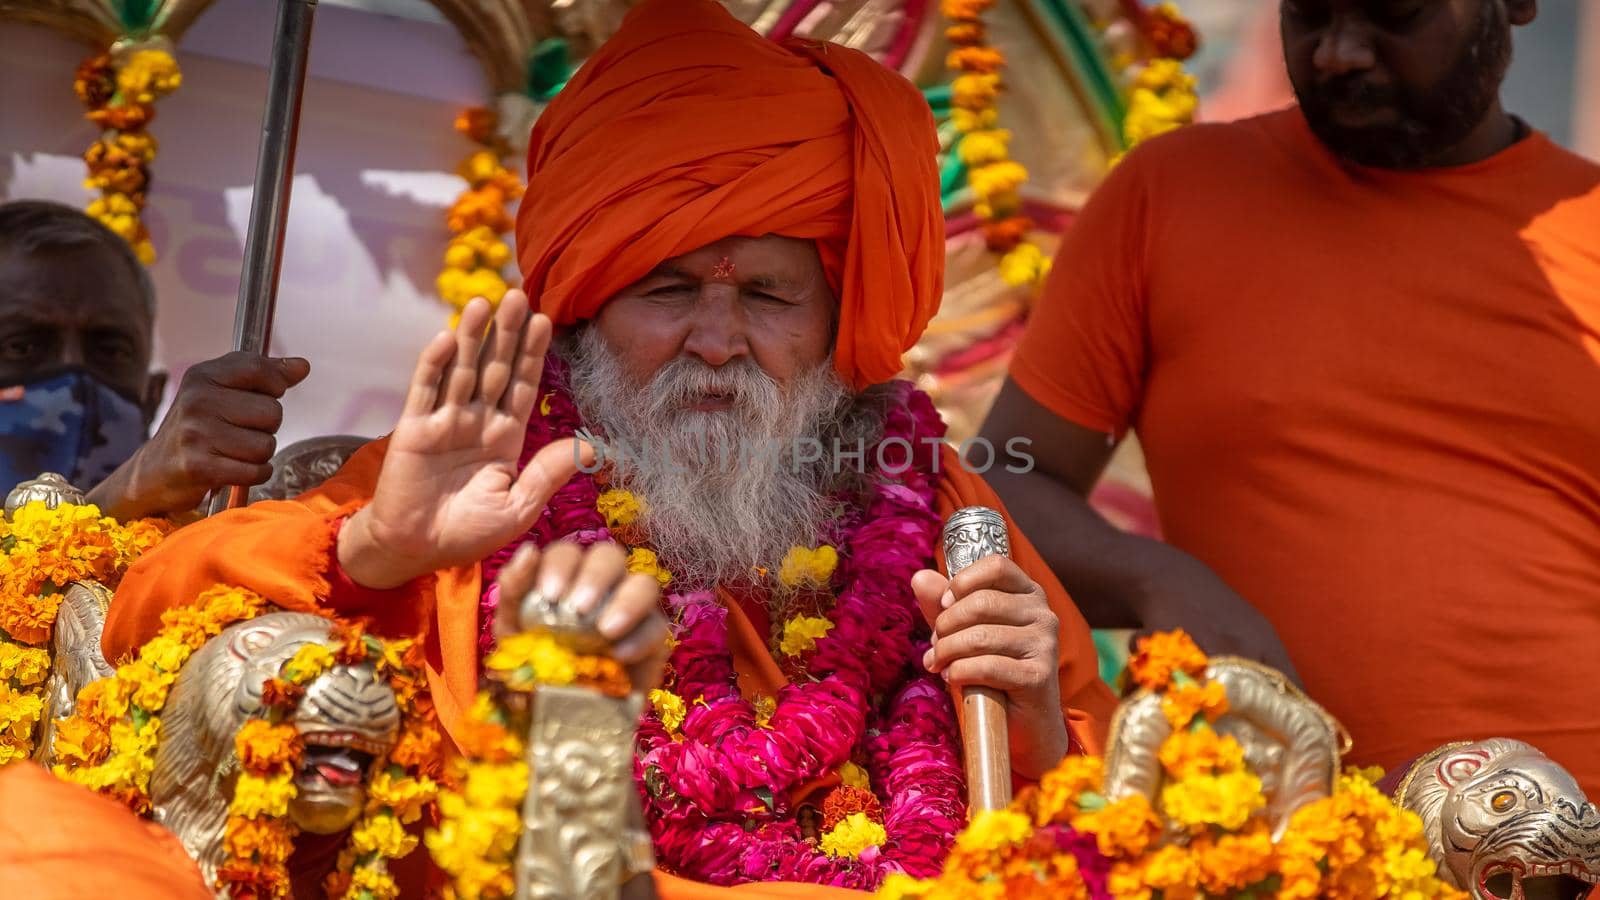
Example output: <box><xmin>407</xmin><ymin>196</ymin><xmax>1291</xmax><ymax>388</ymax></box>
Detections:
<box><xmin>649</xmin><ymin>688</ymin><xmax>687</xmax><ymax>735</ymax></box>
<box><xmin>0</xmin><ymin>736</ymin><xmax>30</xmax><ymax>766</ymax></box>
<box><xmin>116</xmin><ymin>50</ymin><xmax>182</xmax><ymax>104</ymax></box>
<box><xmin>1072</xmin><ymin>794</ymin><xmax>1161</xmax><ymax>859</ymax></box>
<box><xmin>951</xmin><ymin>106</ymin><xmax>999</xmax><ymax>132</ymax></box>
<box><xmin>951</xmin><ymin>73</ymin><xmax>1001</xmax><ymax>111</ymax></box>
<box><xmin>349</xmin><ymin>863</ymin><xmax>401</xmax><ymax>900</ymax></box>
<box><xmin>956</xmin><ymin>129</ymin><xmax>1012</xmax><ymax>167</ymax></box>
<box><xmin>443</xmin><ymin>240</ymin><xmax>477</xmax><ymax>270</ymax></box>
<box><xmin>0</xmin><ymin>683</ymin><xmax>44</xmax><ymax>740</ymax></box>
<box><xmin>51</xmin><ymin>713</ymin><xmax>110</xmax><ymax>765</ymax></box>
<box><xmin>597</xmin><ymin>489</ymin><xmax>645</xmax><ymax>529</ymax></box>
<box><xmin>353</xmin><ymin>812</ymin><xmax>418</xmax><ymax>858</ymax></box>
<box><xmin>778</xmin><ymin>615</ymin><xmax>833</xmax><ymax>657</ymax></box>
<box><xmin>285</xmin><ymin>642</ymin><xmax>336</xmax><ymax>682</ymax></box>
<box><xmin>1161</xmin><ymin>680</ymin><xmax>1229</xmax><ymax>729</ymax></box>
<box><xmin>1158</xmin><ymin>728</ymin><xmax>1246</xmax><ymax>780</ymax></box>
<box><xmin>230</xmin><ymin>772</ymin><xmax>296</xmax><ymax>818</ymax></box>
<box><xmin>999</xmin><ymin>242</ymin><xmax>1051</xmax><ymax>288</ymax></box>
<box><xmin>463</xmin><ymin>267</ymin><xmax>509</xmax><ymax>305</ymax></box>
<box><xmin>968</xmin><ymin>160</ymin><xmax>1028</xmax><ymax>201</ymax></box>
<box><xmin>626</xmin><ymin>548</ymin><xmax>673</xmax><ymax>587</ymax></box>
<box><xmin>486</xmin><ymin>631</ymin><xmax>577</xmax><ymax>689</ymax></box>
<box><xmin>136</xmin><ymin>634</ymin><xmax>191</xmax><ymax>672</ymax></box>
<box><xmin>129</xmin><ymin>665</ymin><xmax>178</xmax><ymax>711</ymax></box>
<box><xmin>1107</xmin><ymin>860</ymin><xmax>1154</xmax><ymax>900</ymax></box>
<box><xmin>953</xmin><ymin>808</ymin><xmax>1032</xmax><ymax>854</ymax></box>
<box><xmin>838</xmin><ymin>760</ymin><xmax>870</xmax><ymax>790</ymax></box>
<box><xmin>1196</xmin><ymin>826</ymin><xmax>1277</xmax><ymax>893</ymax></box>
<box><xmin>1160</xmin><ymin>770</ymin><xmax>1265</xmax><ymax>831</ymax></box>
<box><xmin>367</xmin><ymin>770</ymin><xmax>438</xmax><ymax>824</ymax></box>
<box><xmin>777</xmin><ymin>545</ymin><xmax>838</xmax><ymax>589</ymax></box>
<box><xmin>1142</xmin><ymin>844</ymin><xmax>1201</xmax><ymax>895</ymax></box>
<box><xmin>818</xmin><ymin>811</ymin><xmax>886</xmax><ymax>859</ymax></box>
<box><xmin>462</xmin><ymin>760</ymin><xmax>529</xmax><ymax>809</ymax></box>
<box><xmin>0</xmin><ymin>643</ymin><xmax>50</xmax><ymax>685</ymax></box>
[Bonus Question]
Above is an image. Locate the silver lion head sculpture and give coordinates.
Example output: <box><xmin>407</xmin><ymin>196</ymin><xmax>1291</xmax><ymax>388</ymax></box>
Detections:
<box><xmin>147</xmin><ymin>611</ymin><xmax>401</xmax><ymax>888</ymax></box>
<box><xmin>942</xmin><ymin>506</ymin><xmax>1010</xmax><ymax>573</ymax></box>
<box><xmin>1395</xmin><ymin>739</ymin><xmax>1600</xmax><ymax>900</ymax></box>
<box><xmin>6</xmin><ymin>472</ymin><xmax>87</xmax><ymax>516</ymax></box>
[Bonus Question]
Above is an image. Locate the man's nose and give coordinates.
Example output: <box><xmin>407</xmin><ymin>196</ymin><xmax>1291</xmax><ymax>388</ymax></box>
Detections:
<box><xmin>680</xmin><ymin>287</ymin><xmax>750</xmax><ymax>367</ymax></box>
<box><xmin>1312</xmin><ymin>18</ymin><xmax>1377</xmax><ymax>76</ymax></box>
<box><xmin>59</xmin><ymin>336</ymin><xmax>87</xmax><ymax>368</ymax></box>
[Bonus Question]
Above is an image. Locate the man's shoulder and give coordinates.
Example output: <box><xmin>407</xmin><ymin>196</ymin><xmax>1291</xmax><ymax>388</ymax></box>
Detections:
<box><xmin>1116</xmin><ymin>108</ymin><xmax>1306</xmax><ymax>179</ymax></box>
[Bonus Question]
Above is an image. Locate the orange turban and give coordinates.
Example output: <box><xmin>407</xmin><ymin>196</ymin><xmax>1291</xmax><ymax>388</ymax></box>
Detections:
<box><xmin>516</xmin><ymin>0</ymin><xmax>943</xmax><ymax>390</ymax></box>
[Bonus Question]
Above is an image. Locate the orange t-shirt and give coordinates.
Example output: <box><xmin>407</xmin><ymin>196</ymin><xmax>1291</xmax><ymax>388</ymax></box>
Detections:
<box><xmin>1010</xmin><ymin>107</ymin><xmax>1600</xmax><ymax>795</ymax></box>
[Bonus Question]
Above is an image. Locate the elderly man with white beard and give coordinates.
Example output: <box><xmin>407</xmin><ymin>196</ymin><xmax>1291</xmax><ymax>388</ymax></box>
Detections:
<box><xmin>99</xmin><ymin>2</ymin><xmax>1114</xmax><ymax>896</ymax></box>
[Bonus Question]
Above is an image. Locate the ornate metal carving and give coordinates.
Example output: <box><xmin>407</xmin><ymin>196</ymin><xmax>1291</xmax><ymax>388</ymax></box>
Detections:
<box><xmin>33</xmin><ymin>581</ymin><xmax>114</xmax><ymax>765</ymax></box>
<box><xmin>942</xmin><ymin>505</ymin><xmax>1010</xmax><ymax>574</ymax></box>
<box><xmin>248</xmin><ymin>435</ymin><xmax>367</xmax><ymax>503</ymax></box>
<box><xmin>1395</xmin><ymin>739</ymin><xmax>1600</xmax><ymax>899</ymax></box>
<box><xmin>1104</xmin><ymin>657</ymin><xmax>1344</xmax><ymax>840</ymax></box>
<box><xmin>6</xmin><ymin>472</ymin><xmax>87</xmax><ymax>516</ymax></box>
<box><xmin>146</xmin><ymin>611</ymin><xmax>400</xmax><ymax>890</ymax></box>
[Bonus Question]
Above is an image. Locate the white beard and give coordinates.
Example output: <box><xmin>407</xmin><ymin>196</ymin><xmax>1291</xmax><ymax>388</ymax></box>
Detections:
<box><xmin>560</xmin><ymin>326</ymin><xmax>883</xmax><ymax>589</ymax></box>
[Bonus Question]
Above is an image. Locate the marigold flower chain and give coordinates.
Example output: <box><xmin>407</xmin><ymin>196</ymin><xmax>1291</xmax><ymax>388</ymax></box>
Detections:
<box><xmin>879</xmin><ymin>630</ymin><xmax>1468</xmax><ymax>898</ymax></box>
<box><xmin>0</xmin><ymin>500</ymin><xmax>168</xmax><ymax>763</ymax></box>
<box><xmin>75</xmin><ymin>47</ymin><xmax>182</xmax><ymax>264</ymax></box>
<box><xmin>438</xmin><ymin>108</ymin><xmax>525</xmax><ymax>326</ymax></box>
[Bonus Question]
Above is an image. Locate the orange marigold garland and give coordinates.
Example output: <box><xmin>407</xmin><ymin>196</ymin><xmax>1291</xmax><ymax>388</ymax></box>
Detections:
<box><xmin>877</xmin><ymin>630</ymin><xmax>1468</xmax><ymax>899</ymax></box>
<box><xmin>0</xmin><ymin>499</ymin><xmax>168</xmax><ymax>765</ymax></box>
<box><xmin>76</xmin><ymin>44</ymin><xmax>183</xmax><ymax>264</ymax></box>
<box><xmin>941</xmin><ymin>0</ymin><xmax>1052</xmax><ymax>290</ymax></box>
<box><xmin>438</xmin><ymin>108</ymin><xmax>525</xmax><ymax>327</ymax></box>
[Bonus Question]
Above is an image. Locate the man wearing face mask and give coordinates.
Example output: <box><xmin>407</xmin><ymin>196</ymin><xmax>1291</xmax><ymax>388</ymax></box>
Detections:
<box><xmin>0</xmin><ymin>200</ymin><xmax>309</xmax><ymax>520</ymax></box>
<box><xmin>982</xmin><ymin>0</ymin><xmax>1600</xmax><ymax>794</ymax></box>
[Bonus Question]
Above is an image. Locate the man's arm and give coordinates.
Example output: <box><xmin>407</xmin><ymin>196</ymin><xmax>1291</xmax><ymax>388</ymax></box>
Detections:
<box><xmin>980</xmin><ymin>379</ymin><xmax>1300</xmax><ymax>681</ymax></box>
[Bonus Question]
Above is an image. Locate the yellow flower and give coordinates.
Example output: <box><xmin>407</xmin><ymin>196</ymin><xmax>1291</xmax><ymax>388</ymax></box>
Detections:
<box><xmin>0</xmin><ymin>736</ymin><xmax>29</xmax><ymax>766</ymax></box>
<box><xmin>1128</xmin><ymin>629</ymin><xmax>1208</xmax><ymax>691</ymax></box>
<box><xmin>1161</xmin><ymin>680</ymin><xmax>1229</xmax><ymax>729</ymax></box>
<box><xmin>129</xmin><ymin>665</ymin><xmax>178</xmax><ymax>711</ymax></box>
<box><xmin>998</xmin><ymin>242</ymin><xmax>1051</xmax><ymax>288</ymax></box>
<box><xmin>957</xmin><ymin>129</ymin><xmax>1012</xmax><ymax>167</ymax></box>
<box><xmin>486</xmin><ymin>631</ymin><xmax>577</xmax><ymax>689</ymax></box>
<box><xmin>777</xmin><ymin>545</ymin><xmax>838</xmax><ymax>589</ymax></box>
<box><xmin>818</xmin><ymin>811</ymin><xmax>886</xmax><ymax>859</ymax></box>
<box><xmin>838</xmin><ymin>760</ymin><xmax>870</xmax><ymax>790</ymax></box>
<box><xmin>951</xmin><ymin>73</ymin><xmax>1001</xmax><ymax>110</ymax></box>
<box><xmin>752</xmin><ymin>693</ymin><xmax>777</xmax><ymax>728</ymax></box>
<box><xmin>626</xmin><ymin>548</ymin><xmax>672</xmax><ymax>587</ymax></box>
<box><xmin>443</xmin><ymin>240</ymin><xmax>477</xmax><ymax>270</ymax></box>
<box><xmin>968</xmin><ymin>160</ymin><xmax>1029</xmax><ymax>201</ymax></box>
<box><xmin>230</xmin><ymin>772</ymin><xmax>296</xmax><ymax>818</ymax></box>
<box><xmin>116</xmin><ymin>50</ymin><xmax>182</xmax><ymax>105</ymax></box>
<box><xmin>1159</xmin><ymin>728</ymin><xmax>1246</xmax><ymax>780</ymax></box>
<box><xmin>462</xmin><ymin>760</ymin><xmax>529</xmax><ymax>809</ymax></box>
<box><xmin>1195</xmin><ymin>826</ymin><xmax>1276</xmax><ymax>893</ymax></box>
<box><xmin>367</xmin><ymin>770</ymin><xmax>438</xmax><ymax>824</ymax></box>
<box><xmin>778</xmin><ymin>615</ymin><xmax>833</xmax><ymax>657</ymax></box>
<box><xmin>877</xmin><ymin>872</ymin><xmax>932</xmax><ymax>900</ymax></box>
<box><xmin>1160</xmin><ymin>770</ymin><xmax>1265</xmax><ymax>831</ymax></box>
<box><xmin>285</xmin><ymin>643</ymin><xmax>336</xmax><ymax>682</ymax></box>
<box><xmin>953</xmin><ymin>808</ymin><xmax>1032</xmax><ymax>855</ymax></box>
<box><xmin>649</xmin><ymin>688</ymin><xmax>687</xmax><ymax>735</ymax></box>
<box><xmin>352</xmin><ymin>812</ymin><xmax>418</xmax><ymax>858</ymax></box>
<box><xmin>597</xmin><ymin>489</ymin><xmax>644</xmax><ymax>529</ymax></box>
<box><xmin>952</xmin><ymin>107</ymin><xmax>999</xmax><ymax>132</ymax></box>
<box><xmin>136</xmin><ymin>634</ymin><xmax>192</xmax><ymax>673</ymax></box>
<box><xmin>0</xmin><ymin>683</ymin><xmax>44</xmax><ymax>740</ymax></box>
<box><xmin>1033</xmin><ymin>755</ymin><xmax>1103</xmax><ymax>825</ymax></box>
<box><xmin>348</xmin><ymin>863</ymin><xmax>401</xmax><ymax>900</ymax></box>
<box><xmin>0</xmin><ymin>643</ymin><xmax>50</xmax><ymax>685</ymax></box>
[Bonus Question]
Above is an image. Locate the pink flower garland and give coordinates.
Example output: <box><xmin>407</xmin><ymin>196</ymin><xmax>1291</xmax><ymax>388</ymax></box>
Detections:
<box><xmin>481</xmin><ymin>357</ymin><xmax>967</xmax><ymax>888</ymax></box>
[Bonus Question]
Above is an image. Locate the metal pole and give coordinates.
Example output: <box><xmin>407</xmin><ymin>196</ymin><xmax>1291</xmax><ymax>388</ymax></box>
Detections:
<box><xmin>212</xmin><ymin>0</ymin><xmax>318</xmax><ymax>514</ymax></box>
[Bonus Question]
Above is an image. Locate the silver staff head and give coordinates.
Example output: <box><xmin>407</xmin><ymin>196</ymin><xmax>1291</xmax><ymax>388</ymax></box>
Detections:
<box><xmin>942</xmin><ymin>506</ymin><xmax>1011</xmax><ymax>575</ymax></box>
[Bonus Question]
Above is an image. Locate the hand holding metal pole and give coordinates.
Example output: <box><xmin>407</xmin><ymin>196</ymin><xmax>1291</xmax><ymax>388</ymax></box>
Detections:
<box><xmin>941</xmin><ymin>506</ymin><xmax>1014</xmax><ymax>813</ymax></box>
<box><xmin>207</xmin><ymin>0</ymin><xmax>318</xmax><ymax>515</ymax></box>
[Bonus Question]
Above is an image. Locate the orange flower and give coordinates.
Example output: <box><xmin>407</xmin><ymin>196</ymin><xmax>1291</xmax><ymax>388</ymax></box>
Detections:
<box><xmin>1161</xmin><ymin>680</ymin><xmax>1229</xmax><ymax>729</ymax></box>
<box><xmin>1158</xmin><ymin>728</ymin><xmax>1246</xmax><ymax>780</ymax></box>
<box><xmin>0</xmin><ymin>592</ymin><xmax>58</xmax><ymax>644</ymax></box>
<box><xmin>74</xmin><ymin>54</ymin><xmax>116</xmax><ymax>108</ymax></box>
<box><xmin>1071</xmin><ymin>794</ymin><xmax>1161</xmax><ymax>859</ymax></box>
<box><xmin>223</xmin><ymin>814</ymin><xmax>296</xmax><ymax>864</ymax></box>
<box><xmin>446</xmin><ymin>186</ymin><xmax>515</xmax><ymax>234</ymax></box>
<box><xmin>260</xmin><ymin>677</ymin><xmax>305</xmax><ymax>708</ymax></box>
<box><xmin>945</xmin><ymin>22</ymin><xmax>985</xmax><ymax>45</ymax></box>
<box><xmin>331</xmin><ymin>620</ymin><xmax>370</xmax><ymax>666</ymax></box>
<box><xmin>821</xmin><ymin>785</ymin><xmax>883</xmax><ymax>831</ymax></box>
<box><xmin>454</xmin><ymin>107</ymin><xmax>498</xmax><ymax>144</ymax></box>
<box><xmin>52</xmin><ymin>714</ymin><xmax>111</xmax><ymax>766</ymax></box>
<box><xmin>981</xmin><ymin>215</ymin><xmax>1032</xmax><ymax>253</ymax></box>
<box><xmin>941</xmin><ymin>0</ymin><xmax>996</xmax><ymax>19</ymax></box>
<box><xmin>1128</xmin><ymin>629</ymin><xmax>1208</xmax><ymax>691</ymax></box>
<box><xmin>391</xmin><ymin>719</ymin><xmax>446</xmax><ymax>777</ymax></box>
<box><xmin>946</xmin><ymin>45</ymin><xmax>1006</xmax><ymax>74</ymax></box>
<box><xmin>1148</xmin><ymin>7</ymin><xmax>1200</xmax><ymax>61</ymax></box>
<box><xmin>573</xmin><ymin>655</ymin><xmax>632</xmax><ymax>698</ymax></box>
<box><xmin>88</xmin><ymin>104</ymin><xmax>154</xmax><ymax>132</ymax></box>
<box><xmin>236</xmin><ymin>720</ymin><xmax>303</xmax><ymax>773</ymax></box>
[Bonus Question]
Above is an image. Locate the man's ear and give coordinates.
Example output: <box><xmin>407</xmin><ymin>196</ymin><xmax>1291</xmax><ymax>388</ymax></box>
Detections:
<box><xmin>141</xmin><ymin>370</ymin><xmax>168</xmax><ymax>426</ymax></box>
<box><xmin>1505</xmin><ymin>0</ymin><xmax>1537</xmax><ymax>27</ymax></box>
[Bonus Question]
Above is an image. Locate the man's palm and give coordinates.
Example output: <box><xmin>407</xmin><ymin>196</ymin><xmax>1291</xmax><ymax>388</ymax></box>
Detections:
<box><xmin>342</xmin><ymin>295</ymin><xmax>585</xmax><ymax>588</ymax></box>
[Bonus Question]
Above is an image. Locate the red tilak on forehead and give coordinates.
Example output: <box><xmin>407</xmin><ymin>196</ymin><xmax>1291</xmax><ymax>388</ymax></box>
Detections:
<box><xmin>710</xmin><ymin>257</ymin><xmax>737</xmax><ymax>281</ymax></box>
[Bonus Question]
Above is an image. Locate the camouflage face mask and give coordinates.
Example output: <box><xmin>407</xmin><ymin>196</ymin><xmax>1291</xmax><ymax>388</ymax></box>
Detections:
<box><xmin>0</xmin><ymin>368</ymin><xmax>146</xmax><ymax>495</ymax></box>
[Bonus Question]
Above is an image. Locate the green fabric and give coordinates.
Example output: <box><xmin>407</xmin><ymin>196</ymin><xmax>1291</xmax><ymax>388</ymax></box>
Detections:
<box><xmin>527</xmin><ymin>39</ymin><xmax>574</xmax><ymax>102</ymax></box>
<box><xmin>1092</xmin><ymin>628</ymin><xmax>1132</xmax><ymax>690</ymax></box>
<box><xmin>114</xmin><ymin>0</ymin><xmax>158</xmax><ymax>31</ymax></box>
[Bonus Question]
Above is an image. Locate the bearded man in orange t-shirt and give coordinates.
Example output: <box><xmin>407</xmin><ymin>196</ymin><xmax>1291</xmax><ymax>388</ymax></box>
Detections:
<box><xmin>985</xmin><ymin>0</ymin><xmax>1600</xmax><ymax>795</ymax></box>
<box><xmin>84</xmin><ymin>2</ymin><xmax>1112</xmax><ymax>897</ymax></box>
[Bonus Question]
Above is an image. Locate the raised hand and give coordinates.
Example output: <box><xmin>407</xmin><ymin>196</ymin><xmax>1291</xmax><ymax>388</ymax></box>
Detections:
<box><xmin>338</xmin><ymin>295</ymin><xmax>589</xmax><ymax>590</ymax></box>
<box><xmin>912</xmin><ymin>557</ymin><xmax>1071</xmax><ymax>780</ymax></box>
<box><xmin>494</xmin><ymin>540</ymin><xmax>671</xmax><ymax>691</ymax></box>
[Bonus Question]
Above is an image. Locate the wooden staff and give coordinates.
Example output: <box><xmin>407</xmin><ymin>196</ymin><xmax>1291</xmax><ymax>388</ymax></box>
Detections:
<box><xmin>941</xmin><ymin>506</ymin><xmax>1013</xmax><ymax>812</ymax></box>
<box><xmin>207</xmin><ymin>0</ymin><xmax>318</xmax><ymax>514</ymax></box>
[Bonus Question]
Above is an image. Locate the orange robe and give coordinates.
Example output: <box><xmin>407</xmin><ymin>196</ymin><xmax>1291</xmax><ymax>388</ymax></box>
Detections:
<box><xmin>0</xmin><ymin>762</ymin><xmax>212</xmax><ymax>899</ymax></box>
<box><xmin>102</xmin><ymin>439</ymin><xmax>1114</xmax><ymax>897</ymax></box>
